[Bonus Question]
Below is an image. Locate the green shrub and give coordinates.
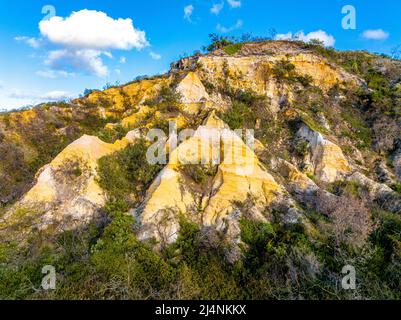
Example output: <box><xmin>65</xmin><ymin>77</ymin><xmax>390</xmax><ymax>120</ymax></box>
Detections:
<box><xmin>221</xmin><ymin>89</ymin><xmax>269</xmax><ymax>130</ymax></box>
<box><xmin>97</xmin><ymin>140</ymin><xmax>163</xmax><ymax>203</ymax></box>
<box><xmin>145</xmin><ymin>84</ymin><xmax>182</xmax><ymax>113</ymax></box>
<box><xmin>272</xmin><ymin>59</ymin><xmax>297</xmax><ymax>81</ymax></box>
<box><xmin>204</xmin><ymin>33</ymin><xmax>234</xmax><ymax>52</ymax></box>
<box><xmin>390</xmin><ymin>183</ymin><xmax>401</xmax><ymax>194</ymax></box>
<box><xmin>341</xmin><ymin>111</ymin><xmax>372</xmax><ymax>149</ymax></box>
<box><xmin>181</xmin><ymin>164</ymin><xmax>217</xmax><ymax>184</ymax></box>
<box><xmin>327</xmin><ymin>180</ymin><xmax>362</xmax><ymax>197</ymax></box>
<box><xmin>224</xmin><ymin>43</ymin><xmax>243</xmax><ymax>55</ymax></box>
<box><xmin>98</xmin><ymin>124</ymin><xmax>130</xmax><ymax>143</ymax></box>
<box><xmin>150</xmin><ymin>117</ymin><xmax>170</xmax><ymax>135</ymax></box>
<box><xmin>222</xmin><ymin>101</ymin><xmax>253</xmax><ymax>129</ymax></box>
<box><xmin>294</xmin><ymin>139</ymin><xmax>310</xmax><ymax>156</ymax></box>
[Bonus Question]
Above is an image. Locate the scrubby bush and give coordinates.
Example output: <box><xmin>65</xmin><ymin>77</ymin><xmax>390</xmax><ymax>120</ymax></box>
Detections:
<box><xmin>224</xmin><ymin>43</ymin><xmax>243</xmax><ymax>55</ymax></box>
<box><xmin>97</xmin><ymin>139</ymin><xmax>163</xmax><ymax>204</ymax></box>
<box><xmin>222</xmin><ymin>101</ymin><xmax>254</xmax><ymax>129</ymax></box>
<box><xmin>204</xmin><ymin>33</ymin><xmax>235</xmax><ymax>52</ymax></box>
<box><xmin>341</xmin><ymin>111</ymin><xmax>372</xmax><ymax>149</ymax></box>
<box><xmin>145</xmin><ymin>84</ymin><xmax>182</xmax><ymax>114</ymax></box>
<box><xmin>314</xmin><ymin>190</ymin><xmax>373</xmax><ymax>248</ymax></box>
<box><xmin>98</xmin><ymin>124</ymin><xmax>130</xmax><ymax>143</ymax></box>
<box><xmin>390</xmin><ymin>183</ymin><xmax>401</xmax><ymax>194</ymax></box>
<box><xmin>182</xmin><ymin>164</ymin><xmax>217</xmax><ymax>185</ymax></box>
<box><xmin>293</xmin><ymin>139</ymin><xmax>310</xmax><ymax>156</ymax></box>
<box><xmin>272</xmin><ymin>59</ymin><xmax>313</xmax><ymax>86</ymax></box>
<box><xmin>272</xmin><ymin>59</ymin><xmax>297</xmax><ymax>81</ymax></box>
<box><xmin>221</xmin><ymin>89</ymin><xmax>271</xmax><ymax>130</ymax></box>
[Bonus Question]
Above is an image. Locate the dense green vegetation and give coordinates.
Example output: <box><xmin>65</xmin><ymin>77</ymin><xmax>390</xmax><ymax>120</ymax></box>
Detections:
<box><xmin>0</xmin><ymin>203</ymin><xmax>399</xmax><ymax>299</ymax></box>
<box><xmin>97</xmin><ymin>139</ymin><xmax>163</xmax><ymax>205</ymax></box>
<box><xmin>221</xmin><ymin>89</ymin><xmax>271</xmax><ymax>130</ymax></box>
<box><xmin>224</xmin><ymin>43</ymin><xmax>243</xmax><ymax>55</ymax></box>
<box><xmin>272</xmin><ymin>59</ymin><xmax>313</xmax><ymax>86</ymax></box>
<box><xmin>181</xmin><ymin>164</ymin><xmax>218</xmax><ymax>185</ymax></box>
<box><xmin>144</xmin><ymin>84</ymin><xmax>183</xmax><ymax>114</ymax></box>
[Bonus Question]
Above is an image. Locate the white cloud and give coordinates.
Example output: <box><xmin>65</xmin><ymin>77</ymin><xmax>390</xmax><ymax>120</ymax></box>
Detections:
<box><xmin>184</xmin><ymin>5</ymin><xmax>194</xmax><ymax>22</ymax></box>
<box><xmin>14</xmin><ymin>36</ymin><xmax>41</xmax><ymax>49</ymax></box>
<box><xmin>1</xmin><ymin>88</ymin><xmax>75</xmax><ymax>110</ymax></box>
<box><xmin>211</xmin><ymin>2</ymin><xmax>224</xmax><ymax>15</ymax></box>
<box><xmin>39</xmin><ymin>9</ymin><xmax>149</xmax><ymax>50</ymax></box>
<box><xmin>120</xmin><ymin>56</ymin><xmax>126</xmax><ymax>64</ymax></box>
<box><xmin>275</xmin><ymin>32</ymin><xmax>292</xmax><ymax>40</ymax></box>
<box><xmin>227</xmin><ymin>0</ymin><xmax>241</xmax><ymax>8</ymax></box>
<box><xmin>114</xmin><ymin>69</ymin><xmax>121</xmax><ymax>75</ymax></box>
<box><xmin>275</xmin><ymin>30</ymin><xmax>336</xmax><ymax>47</ymax></box>
<box><xmin>35</xmin><ymin>10</ymin><xmax>149</xmax><ymax>77</ymax></box>
<box><xmin>42</xmin><ymin>91</ymin><xmax>72</xmax><ymax>101</ymax></box>
<box><xmin>36</xmin><ymin>70</ymin><xmax>75</xmax><ymax>79</ymax></box>
<box><xmin>150</xmin><ymin>51</ymin><xmax>162</xmax><ymax>60</ymax></box>
<box><xmin>0</xmin><ymin>80</ymin><xmax>3</xmax><ymax>89</ymax></box>
<box><xmin>103</xmin><ymin>52</ymin><xmax>113</xmax><ymax>59</ymax></box>
<box><xmin>216</xmin><ymin>19</ymin><xmax>243</xmax><ymax>33</ymax></box>
<box><xmin>8</xmin><ymin>89</ymin><xmax>71</xmax><ymax>101</ymax></box>
<box><xmin>362</xmin><ymin>29</ymin><xmax>389</xmax><ymax>40</ymax></box>
<box><xmin>45</xmin><ymin>49</ymin><xmax>109</xmax><ymax>77</ymax></box>
<box><xmin>14</xmin><ymin>10</ymin><xmax>150</xmax><ymax>78</ymax></box>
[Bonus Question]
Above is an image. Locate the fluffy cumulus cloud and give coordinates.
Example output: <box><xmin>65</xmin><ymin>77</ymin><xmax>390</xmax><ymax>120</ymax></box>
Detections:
<box><xmin>211</xmin><ymin>2</ymin><xmax>224</xmax><ymax>15</ymax></box>
<box><xmin>32</xmin><ymin>10</ymin><xmax>149</xmax><ymax>77</ymax></box>
<box><xmin>184</xmin><ymin>5</ymin><xmax>194</xmax><ymax>22</ymax></box>
<box><xmin>276</xmin><ymin>30</ymin><xmax>335</xmax><ymax>47</ymax></box>
<box><xmin>217</xmin><ymin>19</ymin><xmax>243</xmax><ymax>33</ymax></box>
<box><xmin>362</xmin><ymin>29</ymin><xmax>389</xmax><ymax>40</ymax></box>
<box><xmin>227</xmin><ymin>0</ymin><xmax>241</xmax><ymax>8</ymax></box>
<box><xmin>39</xmin><ymin>10</ymin><xmax>148</xmax><ymax>51</ymax></box>
<box><xmin>44</xmin><ymin>49</ymin><xmax>109</xmax><ymax>77</ymax></box>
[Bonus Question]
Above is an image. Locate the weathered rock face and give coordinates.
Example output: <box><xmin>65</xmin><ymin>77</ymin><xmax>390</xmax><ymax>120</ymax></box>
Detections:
<box><xmin>6</xmin><ymin>131</ymin><xmax>140</xmax><ymax>230</ymax></box>
<box><xmin>198</xmin><ymin>54</ymin><xmax>359</xmax><ymax>90</ymax></box>
<box><xmin>176</xmin><ymin>72</ymin><xmax>210</xmax><ymax>104</ymax></box>
<box><xmin>296</xmin><ymin>124</ymin><xmax>352</xmax><ymax>183</ymax></box>
<box><xmin>167</xmin><ymin>42</ymin><xmax>365</xmax><ymax>118</ymax></box>
<box><xmin>193</xmin><ymin>50</ymin><xmax>363</xmax><ymax>113</ymax></box>
<box><xmin>375</xmin><ymin>160</ymin><xmax>396</xmax><ymax>185</ymax></box>
<box><xmin>2</xmin><ymin>40</ymin><xmax>400</xmax><ymax>256</ymax></box>
<box><xmin>270</xmin><ymin>157</ymin><xmax>319</xmax><ymax>204</ymax></box>
<box><xmin>135</xmin><ymin>112</ymin><xmax>300</xmax><ymax>246</ymax></box>
<box><xmin>347</xmin><ymin>172</ymin><xmax>401</xmax><ymax>214</ymax></box>
<box><xmin>81</xmin><ymin>78</ymin><xmax>168</xmax><ymax>115</ymax></box>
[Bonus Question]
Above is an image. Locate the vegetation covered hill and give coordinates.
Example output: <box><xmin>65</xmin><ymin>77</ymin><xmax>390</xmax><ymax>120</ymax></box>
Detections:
<box><xmin>0</xmin><ymin>39</ymin><xmax>400</xmax><ymax>299</ymax></box>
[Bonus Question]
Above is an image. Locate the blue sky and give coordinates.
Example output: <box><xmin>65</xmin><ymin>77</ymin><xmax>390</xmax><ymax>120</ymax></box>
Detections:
<box><xmin>0</xmin><ymin>0</ymin><xmax>400</xmax><ymax>110</ymax></box>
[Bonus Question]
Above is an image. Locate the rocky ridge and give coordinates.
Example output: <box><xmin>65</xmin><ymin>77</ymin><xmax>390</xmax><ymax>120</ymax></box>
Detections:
<box><xmin>1</xmin><ymin>40</ymin><xmax>400</xmax><ymax>252</ymax></box>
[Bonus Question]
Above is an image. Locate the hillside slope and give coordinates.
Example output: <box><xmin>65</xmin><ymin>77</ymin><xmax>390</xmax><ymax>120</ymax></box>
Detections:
<box><xmin>0</xmin><ymin>40</ymin><xmax>400</xmax><ymax>300</ymax></box>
